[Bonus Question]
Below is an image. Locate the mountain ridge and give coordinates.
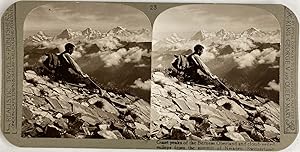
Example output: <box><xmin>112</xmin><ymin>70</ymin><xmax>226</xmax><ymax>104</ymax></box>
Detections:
<box><xmin>22</xmin><ymin>70</ymin><xmax>150</xmax><ymax>139</ymax></box>
<box><xmin>25</xmin><ymin>26</ymin><xmax>151</xmax><ymax>44</ymax></box>
<box><xmin>150</xmin><ymin>71</ymin><xmax>280</xmax><ymax>141</ymax></box>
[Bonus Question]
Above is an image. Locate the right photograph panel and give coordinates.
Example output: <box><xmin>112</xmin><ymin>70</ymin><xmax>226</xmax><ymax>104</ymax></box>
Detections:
<box><xmin>151</xmin><ymin>4</ymin><xmax>281</xmax><ymax>142</ymax></box>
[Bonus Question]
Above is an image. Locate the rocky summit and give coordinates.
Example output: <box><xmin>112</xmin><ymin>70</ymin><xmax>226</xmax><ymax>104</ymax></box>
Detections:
<box><xmin>150</xmin><ymin>71</ymin><xmax>280</xmax><ymax>142</ymax></box>
<box><xmin>22</xmin><ymin>70</ymin><xmax>150</xmax><ymax>139</ymax></box>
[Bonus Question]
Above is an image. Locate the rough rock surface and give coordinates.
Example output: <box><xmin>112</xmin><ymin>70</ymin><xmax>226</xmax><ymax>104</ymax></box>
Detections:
<box><xmin>22</xmin><ymin>70</ymin><xmax>150</xmax><ymax>139</ymax></box>
<box><xmin>150</xmin><ymin>72</ymin><xmax>280</xmax><ymax>142</ymax></box>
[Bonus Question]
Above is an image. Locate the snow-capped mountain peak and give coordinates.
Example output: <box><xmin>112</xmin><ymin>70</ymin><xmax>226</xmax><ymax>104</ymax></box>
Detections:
<box><xmin>37</xmin><ymin>31</ymin><xmax>46</xmax><ymax>36</ymax></box>
<box><xmin>246</xmin><ymin>27</ymin><xmax>260</xmax><ymax>33</ymax></box>
<box><xmin>82</xmin><ymin>28</ymin><xmax>94</xmax><ymax>35</ymax></box>
<box><xmin>241</xmin><ymin>27</ymin><xmax>265</xmax><ymax>37</ymax></box>
<box><xmin>190</xmin><ymin>30</ymin><xmax>210</xmax><ymax>41</ymax></box>
<box><xmin>105</xmin><ymin>26</ymin><xmax>136</xmax><ymax>38</ymax></box>
<box><xmin>165</xmin><ymin>33</ymin><xmax>185</xmax><ymax>44</ymax></box>
<box><xmin>81</xmin><ymin>28</ymin><xmax>102</xmax><ymax>39</ymax></box>
<box><xmin>24</xmin><ymin>31</ymin><xmax>52</xmax><ymax>44</ymax></box>
<box><xmin>56</xmin><ymin>28</ymin><xmax>82</xmax><ymax>40</ymax></box>
<box><xmin>108</xmin><ymin>26</ymin><xmax>127</xmax><ymax>34</ymax></box>
<box><xmin>215</xmin><ymin>29</ymin><xmax>237</xmax><ymax>41</ymax></box>
<box><xmin>216</xmin><ymin>29</ymin><xmax>226</xmax><ymax>36</ymax></box>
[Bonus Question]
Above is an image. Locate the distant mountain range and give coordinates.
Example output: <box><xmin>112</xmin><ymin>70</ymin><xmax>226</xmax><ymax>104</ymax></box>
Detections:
<box><xmin>191</xmin><ymin>27</ymin><xmax>280</xmax><ymax>42</ymax></box>
<box><xmin>24</xmin><ymin>26</ymin><xmax>151</xmax><ymax>45</ymax></box>
<box><xmin>154</xmin><ymin>27</ymin><xmax>280</xmax><ymax>54</ymax></box>
<box><xmin>24</xmin><ymin>31</ymin><xmax>53</xmax><ymax>44</ymax></box>
<box><xmin>153</xmin><ymin>27</ymin><xmax>280</xmax><ymax>59</ymax></box>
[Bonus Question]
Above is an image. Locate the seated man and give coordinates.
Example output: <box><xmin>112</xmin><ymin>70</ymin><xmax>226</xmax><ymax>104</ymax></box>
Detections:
<box><xmin>42</xmin><ymin>43</ymin><xmax>102</xmax><ymax>93</ymax></box>
<box><xmin>172</xmin><ymin>44</ymin><xmax>231</xmax><ymax>95</ymax></box>
<box><xmin>55</xmin><ymin>43</ymin><xmax>88</xmax><ymax>82</ymax></box>
<box><xmin>186</xmin><ymin>44</ymin><xmax>217</xmax><ymax>80</ymax></box>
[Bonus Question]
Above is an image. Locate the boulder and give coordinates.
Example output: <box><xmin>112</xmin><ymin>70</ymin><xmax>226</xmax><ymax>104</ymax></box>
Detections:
<box><xmin>198</xmin><ymin>103</ymin><xmax>223</xmax><ymax>119</ymax></box>
<box><xmin>46</xmin><ymin>97</ymin><xmax>63</xmax><ymax>110</ymax></box>
<box><xmin>126</xmin><ymin>122</ymin><xmax>136</xmax><ymax>130</ymax></box>
<box><xmin>216</xmin><ymin>97</ymin><xmax>248</xmax><ymax>118</ymax></box>
<box><xmin>257</xmin><ymin>101</ymin><xmax>280</xmax><ymax>127</ymax></box>
<box><xmin>224</xmin><ymin>132</ymin><xmax>245</xmax><ymax>141</ymax></box>
<box><xmin>160</xmin><ymin>117</ymin><xmax>179</xmax><ymax>130</ymax></box>
<box><xmin>124</xmin><ymin>115</ymin><xmax>134</xmax><ymax>122</ymax></box>
<box><xmin>82</xmin><ymin>126</ymin><xmax>91</xmax><ymax>136</ymax></box>
<box><xmin>32</xmin><ymin>110</ymin><xmax>56</xmax><ymax>122</ymax></box>
<box><xmin>31</xmin><ymin>96</ymin><xmax>47</xmax><ymax>107</ymax></box>
<box><xmin>172</xmin><ymin>98</ymin><xmax>190</xmax><ymax>111</ymax></box>
<box><xmin>189</xmin><ymin>114</ymin><xmax>205</xmax><ymax>124</ymax></box>
<box><xmin>24</xmin><ymin>70</ymin><xmax>38</xmax><ymax>81</ymax></box>
<box><xmin>181</xmin><ymin>120</ymin><xmax>196</xmax><ymax>132</ymax></box>
<box><xmin>109</xmin><ymin>97</ymin><xmax>127</xmax><ymax>108</ymax></box>
<box><xmin>263</xmin><ymin>124</ymin><xmax>280</xmax><ymax>139</ymax></box>
<box><xmin>170</xmin><ymin>127</ymin><xmax>187</xmax><ymax>140</ymax></box>
<box><xmin>98</xmin><ymin>124</ymin><xmax>110</xmax><ymax>131</ymax></box>
<box><xmin>55</xmin><ymin>96</ymin><xmax>72</xmax><ymax>111</ymax></box>
<box><xmin>55</xmin><ymin>118</ymin><xmax>69</xmax><ymax>130</ymax></box>
<box><xmin>244</xmin><ymin>108</ymin><xmax>257</xmax><ymax>117</ymax></box>
<box><xmin>128</xmin><ymin>99</ymin><xmax>150</xmax><ymax>124</ymax></box>
<box><xmin>182</xmin><ymin>114</ymin><xmax>190</xmax><ymax>120</ymax></box>
<box><xmin>125</xmin><ymin>94</ymin><xmax>137</xmax><ymax>102</ymax></box>
<box><xmin>238</xmin><ymin>99</ymin><xmax>260</xmax><ymax>109</ymax></box>
<box><xmin>112</xmin><ymin>130</ymin><xmax>125</xmax><ymax>139</ymax></box>
<box><xmin>254</xmin><ymin>124</ymin><xmax>265</xmax><ymax>131</ymax></box>
<box><xmin>208</xmin><ymin>115</ymin><xmax>229</xmax><ymax>127</ymax></box>
<box><xmin>255</xmin><ymin>96</ymin><xmax>267</xmax><ymax>103</ymax></box>
<box><xmin>81</xmin><ymin>102</ymin><xmax>89</xmax><ymax>107</ymax></box>
<box><xmin>155</xmin><ymin>96</ymin><xmax>174</xmax><ymax>108</ymax></box>
<box><xmin>239</xmin><ymin>123</ymin><xmax>255</xmax><ymax>133</ymax></box>
<box><xmin>92</xmin><ymin>97</ymin><xmax>119</xmax><ymax>116</ymax></box>
<box><xmin>239</xmin><ymin>132</ymin><xmax>253</xmax><ymax>141</ymax></box>
<box><xmin>111</xmin><ymin>121</ymin><xmax>126</xmax><ymax>131</ymax></box>
<box><xmin>226</xmin><ymin>126</ymin><xmax>238</xmax><ymax>132</ymax></box>
<box><xmin>161</xmin><ymin>127</ymin><xmax>169</xmax><ymax>135</ymax></box>
<box><xmin>195</xmin><ymin>121</ymin><xmax>210</xmax><ymax>132</ymax></box>
<box><xmin>221</xmin><ymin>109</ymin><xmax>247</xmax><ymax>124</ymax></box>
<box><xmin>35</xmin><ymin>116</ymin><xmax>52</xmax><ymax>128</ymax></box>
<box><xmin>134</xmin><ymin>122</ymin><xmax>150</xmax><ymax>137</ymax></box>
<box><xmin>187</xmin><ymin>134</ymin><xmax>202</xmax><ymax>140</ymax></box>
<box><xmin>254</xmin><ymin>117</ymin><xmax>264</xmax><ymax>124</ymax></box>
<box><xmin>80</xmin><ymin>114</ymin><xmax>99</xmax><ymax>126</ymax></box>
<box><xmin>122</xmin><ymin>128</ymin><xmax>136</xmax><ymax>139</ymax></box>
<box><xmin>22</xmin><ymin>106</ymin><xmax>33</xmax><ymax>120</ymax></box>
<box><xmin>55</xmin><ymin>113</ymin><xmax>63</xmax><ymax>119</ymax></box>
<box><xmin>72</xmin><ymin>102</ymin><xmax>93</xmax><ymax>115</ymax></box>
<box><xmin>45</xmin><ymin>125</ymin><xmax>61</xmax><ymax>138</ymax></box>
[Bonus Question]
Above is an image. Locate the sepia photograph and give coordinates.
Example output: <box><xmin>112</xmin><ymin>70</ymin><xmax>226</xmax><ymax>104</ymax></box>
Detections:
<box><xmin>150</xmin><ymin>4</ymin><xmax>280</xmax><ymax>142</ymax></box>
<box><xmin>22</xmin><ymin>2</ymin><xmax>151</xmax><ymax>139</ymax></box>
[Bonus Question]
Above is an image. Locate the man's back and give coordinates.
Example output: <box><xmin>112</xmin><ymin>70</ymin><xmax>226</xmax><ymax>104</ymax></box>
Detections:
<box><xmin>57</xmin><ymin>53</ymin><xmax>71</xmax><ymax>69</ymax></box>
<box><xmin>187</xmin><ymin>53</ymin><xmax>214</xmax><ymax>78</ymax></box>
<box><xmin>186</xmin><ymin>53</ymin><xmax>198</xmax><ymax>69</ymax></box>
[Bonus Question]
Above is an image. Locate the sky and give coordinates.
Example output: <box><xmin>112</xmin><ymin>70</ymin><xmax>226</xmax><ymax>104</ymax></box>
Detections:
<box><xmin>24</xmin><ymin>2</ymin><xmax>151</xmax><ymax>37</ymax></box>
<box><xmin>154</xmin><ymin>4</ymin><xmax>280</xmax><ymax>41</ymax></box>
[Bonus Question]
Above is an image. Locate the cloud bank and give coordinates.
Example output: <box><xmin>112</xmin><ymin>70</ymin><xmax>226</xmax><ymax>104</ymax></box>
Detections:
<box><xmin>130</xmin><ymin>78</ymin><xmax>151</xmax><ymax>90</ymax></box>
<box><xmin>234</xmin><ymin>48</ymin><xmax>279</xmax><ymax>69</ymax></box>
<box><xmin>98</xmin><ymin>47</ymin><xmax>148</xmax><ymax>67</ymax></box>
<box><xmin>264</xmin><ymin>80</ymin><xmax>279</xmax><ymax>92</ymax></box>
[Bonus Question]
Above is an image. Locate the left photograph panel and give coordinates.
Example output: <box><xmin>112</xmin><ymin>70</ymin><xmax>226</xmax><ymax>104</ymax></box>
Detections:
<box><xmin>22</xmin><ymin>2</ymin><xmax>152</xmax><ymax>139</ymax></box>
